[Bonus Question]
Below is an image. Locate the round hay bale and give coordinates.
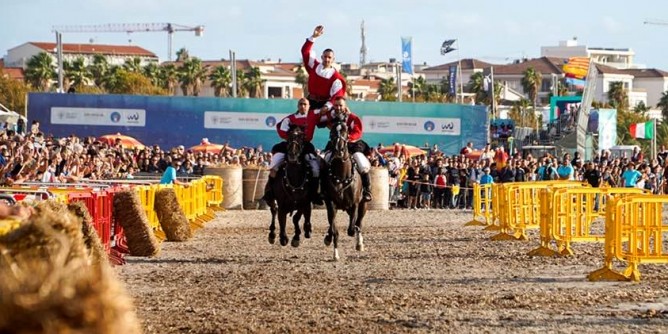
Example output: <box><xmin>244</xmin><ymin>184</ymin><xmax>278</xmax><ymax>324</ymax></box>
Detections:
<box><xmin>154</xmin><ymin>188</ymin><xmax>192</xmax><ymax>241</ymax></box>
<box><xmin>368</xmin><ymin>167</ymin><xmax>390</xmax><ymax>210</ymax></box>
<box><xmin>0</xmin><ymin>201</ymin><xmax>87</xmax><ymax>264</ymax></box>
<box><xmin>0</xmin><ymin>257</ymin><xmax>142</xmax><ymax>334</ymax></box>
<box><xmin>242</xmin><ymin>167</ymin><xmax>270</xmax><ymax>210</ymax></box>
<box><xmin>112</xmin><ymin>190</ymin><xmax>160</xmax><ymax>257</ymax></box>
<box><xmin>68</xmin><ymin>201</ymin><xmax>108</xmax><ymax>265</ymax></box>
<box><xmin>205</xmin><ymin>166</ymin><xmax>243</xmax><ymax>210</ymax></box>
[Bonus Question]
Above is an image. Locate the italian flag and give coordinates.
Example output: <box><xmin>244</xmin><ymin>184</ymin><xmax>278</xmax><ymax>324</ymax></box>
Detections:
<box><xmin>629</xmin><ymin>121</ymin><xmax>654</xmax><ymax>139</ymax></box>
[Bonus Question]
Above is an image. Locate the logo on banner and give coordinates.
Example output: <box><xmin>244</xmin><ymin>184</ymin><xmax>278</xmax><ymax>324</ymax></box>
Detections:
<box><xmin>110</xmin><ymin>112</ymin><xmax>121</xmax><ymax>123</ymax></box>
<box><xmin>265</xmin><ymin>116</ymin><xmax>277</xmax><ymax>127</ymax></box>
<box><xmin>424</xmin><ymin>121</ymin><xmax>435</xmax><ymax>132</ymax></box>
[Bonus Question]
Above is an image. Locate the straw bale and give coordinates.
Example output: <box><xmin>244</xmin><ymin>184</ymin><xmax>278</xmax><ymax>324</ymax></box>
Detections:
<box><xmin>68</xmin><ymin>201</ymin><xmax>108</xmax><ymax>265</ymax></box>
<box><xmin>0</xmin><ymin>200</ymin><xmax>87</xmax><ymax>264</ymax></box>
<box><xmin>113</xmin><ymin>190</ymin><xmax>160</xmax><ymax>257</ymax></box>
<box><xmin>155</xmin><ymin>188</ymin><xmax>192</xmax><ymax>241</ymax></box>
<box><xmin>0</xmin><ymin>252</ymin><xmax>141</xmax><ymax>333</ymax></box>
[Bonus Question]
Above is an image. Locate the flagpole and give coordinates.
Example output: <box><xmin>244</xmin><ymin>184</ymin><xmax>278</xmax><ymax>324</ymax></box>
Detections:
<box><xmin>653</xmin><ymin>118</ymin><xmax>657</xmax><ymax>160</ymax></box>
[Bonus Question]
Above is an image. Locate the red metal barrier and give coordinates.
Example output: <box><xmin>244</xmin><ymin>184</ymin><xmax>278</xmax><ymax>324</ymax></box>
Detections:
<box><xmin>104</xmin><ymin>187</ymin><xmax>127</xmax><ymax>265</ymax></box>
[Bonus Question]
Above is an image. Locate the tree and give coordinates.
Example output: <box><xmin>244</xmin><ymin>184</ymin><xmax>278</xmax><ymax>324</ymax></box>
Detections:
<box><xmin>209</xmin><ymin>65</ymin><xmax>232</xmax><ymax>97</ymax></box>
<box><xmin>521</xmin><ymin>67</ymin><xmax>542</xmax><ymax>110</ymax></box>
<box><xmin>607</xmin><ymin>81</ymin><xmax>629</xmax><ymax>111</ymax></box>
<box><xmin>64</xmin><ymin>57</ymin><xmax>92</xmax><ymax>89</ymax></box>
<box><xmin>176</xmin><ymin>48</ymin><xmax>190</xmax><ymax>62</ymax></box>
<box><xmin>123</xmin><ymin>57</ymin><xmax>143</xmax><ymax>73</ymax></box>
<box><xmin>633</xmin><ymin>101</ymin><xmax>649</xmax><ymax>114</ymax></box>
<box><xmin>0</xmin><ymin>68</ymin><xmax>29</xmax><ymax>115</ymax></box>
<box><xmin>507</xmin><ymin>98</ymin><xmax>537</xmax><ymax>128</ymax></box>
<box><xmin>158</xmin><ymin>64</ymin><xmax>179</xmax><ymax>95</ymax></box>
<box><xmin>88</xmin><ymin>54</ymin><xmax>109</xmax><ymax>88</ymax></box>
<box><xmin>235</xmin><ymin>70</ymin><xmax>247</xmax><ymax>97</ymax></box>
<box><xmin>295</xmin><ymin>65</ymin><xmax>308</xmax><ymax>97</ymax></box>
<box><xmin>142</xmin><ymin>62</ymin><xmax>161</xmax><ymax>87</ymax></box>
<box><xmin>657</xmin><ymin>91</ymin><xmax>668</xmax><ymax>119</ymax></box>
<box><xmin>177</xmin><ymin>57</ymin><xmax>207</xmax><ymax>96</ymax></box>
<box><xmin>467</xmin><ymin>72</ymin><xmax>486</xmax><ymax>105</ymax></box>
<box><xmin>106</xmin><ymin>69</ymin><xmax>167</xmax><ymax>95</ymax></box>
<box><xmin>409</xmin><ymin>76</ymin><xmax>427</xmax><ymax>101</ymax></box>
<box><xmin>243</xmin><ymin>66</ymin><xmax>265</xmax><ymax>98</ymax></box>
<box><xmin>378</xmin><ymin>77</ymin><xmax>397</xmax><ymax>101</ymax></box>
<box><xmin>24</xmin><ymin>52</ymin><xmax>55</xmax><ymax>91</ymax></box>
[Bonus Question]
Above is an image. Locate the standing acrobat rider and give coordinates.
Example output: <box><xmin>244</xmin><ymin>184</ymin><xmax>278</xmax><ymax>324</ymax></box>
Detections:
<box><xmin>323</xmin><ymin>96</ymin><xmax>373</xmax><ymax>202</ymax></box>
<box><xmin>263</xmin><ymin>98</ymin><xmax>324</xmax><ymax>205</ymax></box>
<box><xmin>301</xmin><ymin>25</ymin><xmax>347</xmax><ymax>114</ymax></box>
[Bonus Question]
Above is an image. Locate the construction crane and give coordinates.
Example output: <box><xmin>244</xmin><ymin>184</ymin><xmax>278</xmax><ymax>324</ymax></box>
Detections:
<box><xmin>643</xmin><ymin>19</ymin><xmax>668</xmax><ymax>26</ymax></box>
<box><xmin>52</xmin><ymin>23</ymin><xmax>205</xmax><ymax>61</ymax></box>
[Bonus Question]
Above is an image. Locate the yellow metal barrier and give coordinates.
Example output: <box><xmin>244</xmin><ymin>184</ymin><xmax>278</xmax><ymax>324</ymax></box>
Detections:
<box><xmin>466</xmin><ymin>183</ymin><xmax>493</xmax><ymax>226</ymax></box>
<box><xmin>135</xmin><ymin>185</ymin><xmax>165</xmax><ymax>241</ymax></box>
<box><xmin>483</xmin><ymin>183</ymin><xmax>504</xmax><ymax>232</ymax></box>
<box><xmin>529</xmin><ymin>187</ymin><xmax>645</xmax><ymax>257</ymax></box>
<box><xmin>201</xmin><ymin>175</ymin><xmax>224</xmax><ymax>209</ymax></box>
<box><xmin>588</xmin><ymin>194</ymin><xmax>668</xmax><ymax>281</ymax></box>
<box><xmin>0</xmin><ymin>218</ymin><xmax>21</xmax><ymax>237</ymax></box>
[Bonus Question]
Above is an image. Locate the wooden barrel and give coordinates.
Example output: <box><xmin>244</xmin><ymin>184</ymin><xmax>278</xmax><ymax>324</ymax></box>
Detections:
<box><xmin>204</xmin><ymin>166</ymin><xmax>242</xmax><ymax>210</ymax></box>
<box><xmin>242</xmin><ymin>167</ymin><xmax>269</xmax><ymax>210</ymax></box>
<box><xmin>368</xmin><ymin>167</ymin><xmax>389</xmax><ymax>210</ymax></box>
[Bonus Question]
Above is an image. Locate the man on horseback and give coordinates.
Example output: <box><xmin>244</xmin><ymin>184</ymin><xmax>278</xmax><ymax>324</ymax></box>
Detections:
<box><xmin>263</xmin><ymin>98</ymin><xmax>323</xmax><ymax>205</ymax></box>
<box><xmin>301</xmin><ymin>25</ymin><xmax>347</xmax><ymax>114</ymax></box>
<box><xmin>322</xmin><ymin>96</ymin><xmax>373</xmax><ymax>202</ymax></box>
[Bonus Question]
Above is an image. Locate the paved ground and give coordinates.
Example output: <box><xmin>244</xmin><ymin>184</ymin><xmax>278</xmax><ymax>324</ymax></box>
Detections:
<box><xmin>116</xmin><ymin>209</ymin><xmax>668</xmax><ymax>333</ymax></box>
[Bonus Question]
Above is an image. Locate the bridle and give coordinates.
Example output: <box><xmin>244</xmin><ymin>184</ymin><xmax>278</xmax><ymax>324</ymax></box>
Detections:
<box><xmin>328</xmin><ymin>119</ymin><xmax>355</xmax><ymax>190</ymax></box>
<box><xmin>283</xmin><ymin>126</ymin><xmax>308</xmax><ymax>193</ymax></box>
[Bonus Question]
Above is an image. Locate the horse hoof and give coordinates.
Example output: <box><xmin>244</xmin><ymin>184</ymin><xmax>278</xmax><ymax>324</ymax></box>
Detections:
<box><xmin>356</xmin><ymin>244</ymin><xmax>365</xmax><ymax>252</ymax></box>
<box><xmin>268</xmin><ymin>234</ymin><xmax>276</xmax><ymax>244</ymax></box>
<box><xmin>347</xmin><ymin>228</ymin><xmax>355</xmax><ymax>237</ymax></box>
<box><xmin>291</xmin><ymin>238</ymin><xmax>300</xmax><ymax>248</ymax></box>
<box><xmin>324</xmin><ymin>234</ymin><xmax>332</xmax><ymax>246</ymax></box>
<box><xmin>280</xmin><ymin>236</ymin><xmax>289</xmax><ymax>246</ymax></box>
<box><xmin>304</xmin><ymin>230</ymin><xmax>311</xmax><ymax>239</ymax></box>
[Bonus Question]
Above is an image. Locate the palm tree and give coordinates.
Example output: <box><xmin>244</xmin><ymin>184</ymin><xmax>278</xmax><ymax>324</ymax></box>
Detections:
<box><xmin>24</xmin><ymin>52</ymin><xmax>55</xmax><ymax>91</ymax></box>
<box><xmin>295</xmin><ymin>65</ymin><xmax>308</xmax><ymax>97</ymax></box>
<box><xmin>176</xmin><ymin>48</ymin><xmax>190</xmax><ymax>62</ymax></box>
<box><xmin>123</xmin><ymin>57</ymin><xmax>143</xmax><ymax>73</ymax></box>
<box><xmin>64</xmin><ymin>57</ymin><xmax>92</xmax><ymax>89</ymax></box>
<box><xmin>209</xmin><ymin>65</ymin><xmax>232</xmax><ymax>97</ymax></box>
<box><xmin>521</xmin><ymin>67</ymin><xmax>542</xmax><ymax>111</ymax></box>
<box><xmin>142</xmin><ymin>62</ymin><xmax>161</xmax><ymax>86</ymax></box>
<box><xmin>88</xmin><ymin>54</ymin><xmax>109</xmax><ymax>88</ymax></box>
<box><xmin>244</xmin><ymin>66</ymin><xmax>264</xmax><ymax>98</ymax></box>
<box><xmin>378</xmin><ymin>77</ymin><xmax>397</xmax><ymax>101</ymax></box>
<box><xmin>467</xmin><ymin>72</ymin><xmax>486</xmax><ymax>105</ymax></box>
<box><xmin>507</xmin><ymin>98</ymin><xmax>536</xmax><ymax>128</ymax></box>
<box><xmin>235</xmin><ymin>70</ymin><xmax>248</xmax><ymax>97</ymax></box>
<box><xmin>409</xmin><ymin>76</ymin><xmax>427</xmax><ymax>100</ymax></box>
<box><xmin>607</xmin><ymin>81</ymin><xmax>629</xmax><ymax>111</ymax></box>
<box><xmin>658</xmin><ymin>91</ymin><xmax>668</xmax><ymax>119</ymax></box>
<box><xmin>158</xmin><ymin>64</ymin><xmax>179</xmax><ymax>95</ymax></box>
<box><xmin>633</xmin><ymin>101</ymin><xmax>649</xmax><ymax>114</ymax></box>
<box><xmin>178</xmin><ymin>57</ymin><xmax>207</xmax><ymax>96</ymax></box>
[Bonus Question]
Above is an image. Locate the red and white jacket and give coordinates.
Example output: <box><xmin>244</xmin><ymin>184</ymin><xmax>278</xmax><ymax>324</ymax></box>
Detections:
<box><xmin>276</xmin><ymin>110</ymin><xmax>320</xmax><ymax>142</ymax></box>
<box><xmin>324</xmin><ymin>111</ymin><xmax>363</xmax><ymax>143</ymax></box>
<box><xmin>301</xmin><ymin>37</ymin><xmax>346</xmax><ymax>109</ymax></box>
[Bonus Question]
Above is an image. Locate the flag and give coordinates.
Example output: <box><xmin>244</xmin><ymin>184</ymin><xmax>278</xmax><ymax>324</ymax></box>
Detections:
<box><xmin>482</xmin><ymin>67</ymin><xmax>493</xmax><ymax>92</ymax></box>
<box><xmin>629</xmin><ymin>121</ymin><xmax>654</xmax><ymax>139</ymax></box>
<box><xmin>563</xmin><ymin>57</ymin><xmax>590</xmax><ymax>80</ymax></box>
<box><xmin>448</xmin><ymin>65</ymin><xmax>457</xmax><ymax>95</ymax></box>
<box><xmin>441</xmin><ymin>39</ymin><xmax>457</xmax><ymax>55</ymax></box>
<box><xmin>401</xmin><ymin>37</ymin><xmax>413</xmax><ymax>74</ymax></box>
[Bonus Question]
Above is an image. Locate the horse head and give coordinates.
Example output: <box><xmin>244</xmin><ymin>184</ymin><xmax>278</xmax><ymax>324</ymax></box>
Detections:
<box><xmin>286</xmin><ymin>124</ymin><xmax>305</xmax><ymax>163</ymax></box>
<box><xmin>329</xmin><ymin>119</ymin><xmax>349</xmax><ymax>160</ymax></box>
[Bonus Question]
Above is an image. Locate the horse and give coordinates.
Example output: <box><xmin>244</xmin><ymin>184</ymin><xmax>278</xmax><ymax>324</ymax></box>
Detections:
<box><xmin>267</xmin><ymin>125</ymin><xmax>313</xmax><ymax>247</ymax></box>
<box><xmin>321</xmin><ymin>119</ymin><xmax>367</xmax><ymax>260</ymax></box>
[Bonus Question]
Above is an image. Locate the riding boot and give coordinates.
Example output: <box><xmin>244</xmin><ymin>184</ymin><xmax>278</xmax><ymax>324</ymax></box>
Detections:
<box><xmin>310</xmin><ymin>176</ymin><xmax>324</xmax><ymax>205</ymax></box>
<box><xmin>361</xmin><ymin>172</ymin><xmax>373</xmax><ymax>202</ymax></box>
<box><xmin>262</xmin><ymin>170</ymin><xmax>277</xmax><ymax>203</ymax></box>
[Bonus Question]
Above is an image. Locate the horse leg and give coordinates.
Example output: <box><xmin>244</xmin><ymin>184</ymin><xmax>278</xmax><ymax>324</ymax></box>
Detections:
<box><xmin>347</xmin><ymin>206</ymin><xmax>357</xmax><ymax>237</ymax></box>
<box><xmin>291</xmin><ymin>210</ymin><xmax>302</xmax><ymax>248</ymax></box>
<box><xmin>356</xmin><ymin>203</ymin><xmax>367</xmax><ymax>252</ymax></box>
<box><xmin>324</xmin><ymin>201</ymin><xmax>339</xmax><ymax>261</ymax></box>
<box><xmin>303</xmin><ymin>204</ymin><xmax>312</xmax><ymax>239</ymax></box>
<box><xmin>278</xmin><ymin>209</ymin><xmax>289</xmax><ymax>246</ymax></box>
<box><xmin>268</xmin><ymin>201</ymin><xmax>277</xmax><ymax>244</ymax></box>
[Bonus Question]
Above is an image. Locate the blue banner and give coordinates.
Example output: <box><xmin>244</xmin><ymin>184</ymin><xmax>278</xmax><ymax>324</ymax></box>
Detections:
<box><xmin>448</xmin><ymin>65</ymin><xmax>457</xmax><ymax>95</ymax></box>
<box><xmin>27</xmin><ymin>93</ymin><xmax>488</xmax><ymax>156</ymax></box>
<box><xmin>401</xmin><ymin>37</ymin><xmax>413</xmax><ymax>75</ymax></box>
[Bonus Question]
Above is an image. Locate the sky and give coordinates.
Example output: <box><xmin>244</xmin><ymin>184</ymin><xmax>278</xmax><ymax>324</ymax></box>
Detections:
<box><xmin>2</xmin><ymin>0</ymin><xmax>668</xmax><ymax>69</ymax></box>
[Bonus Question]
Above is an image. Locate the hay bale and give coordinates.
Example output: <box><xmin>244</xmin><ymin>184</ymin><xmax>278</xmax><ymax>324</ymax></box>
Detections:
<box><xmin>68</xmin><ymin>201</ymin><xmax>108</xmax><ymax>265</ymax></box>
<box><xmin>0</xmin><ymin>254</ymin><xmax>142</xmax><ymax>333</ymax></box>
<box><xmin>155</xmin><ymin>188</ymin><xmax>192</xmax><ymax>241</ymax></box>
<box><xmin>0</xmin><ymin>201</ymin><xmax>87</xmax><ymax>264</ymax></box>
<box><xmin>113</xmin><ymin>190</ymin><xmax>160</xmax><ymax>257</ymax></box>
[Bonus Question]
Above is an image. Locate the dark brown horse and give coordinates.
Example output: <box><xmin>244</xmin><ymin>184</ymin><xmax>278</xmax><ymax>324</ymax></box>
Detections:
<box><xmin>321</xmin><ymin>119</ymin><xmax>367</xmax><ymax>260</ymax></box>
<box><xmin>267</xmin><ymin>125</ymin><xmax>313</xmax><ymax>247</ymax></box>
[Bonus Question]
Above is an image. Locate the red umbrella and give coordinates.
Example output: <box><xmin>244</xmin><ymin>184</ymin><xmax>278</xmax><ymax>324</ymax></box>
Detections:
<box><xmin>188</xmin><ymin>138</ymin><xmax>233</xmax><ymax>154</ymax></box>
<box><xmin>378</xmin><ymin>144</ymin><xmax>426</xmax><ymax>158</ymax></box>
<box><xmin>98</xmin><ymin>133</ymin><xmax>145</xmax><ymax>149</ymax></box>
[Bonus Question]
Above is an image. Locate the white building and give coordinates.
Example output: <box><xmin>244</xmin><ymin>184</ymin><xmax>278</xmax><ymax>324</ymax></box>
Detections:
<box><xmin>4</xmin><ymin>42</ymin><xmax>158</xmax><ymax>68</ymax></box>
<box><xmin>541</xmin><ymin>39</ymin><xmax>642</xmax><ymax>69</ymax></box>
<box><xmin>622</xmin><ymin>68</ymin><xmax>668</xmax><ymax>108</ymax></box>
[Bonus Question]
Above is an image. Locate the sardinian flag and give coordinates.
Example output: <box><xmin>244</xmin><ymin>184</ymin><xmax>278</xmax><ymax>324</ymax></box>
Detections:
<box><xmin>441</xmin><ymin>39</ymin><xmax>457</xmax><ymax>55</ymax></box>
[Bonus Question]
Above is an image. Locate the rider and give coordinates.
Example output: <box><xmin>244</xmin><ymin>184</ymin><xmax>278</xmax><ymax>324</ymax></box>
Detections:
<box><xmin>321</xmin><ymin>96</ymin><xmax>373</xmax><ymax>202</ymax></box>
<box><xmin>263</xmin><ymin>98</ymin><xmax>323</xmax><ymax>205</ymax></box>
<box><xmin>301</xmin><ymin>25</ymin><xmax>347</xmax><ymax>115</ymax></box>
